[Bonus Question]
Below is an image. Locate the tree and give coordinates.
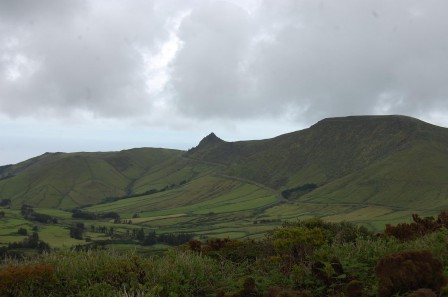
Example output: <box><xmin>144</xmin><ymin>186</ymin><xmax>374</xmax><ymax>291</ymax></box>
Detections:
<box><xmin>21</xmin><ymin>204</ymin><xmax>34</xmax><ymax>217</ymax></box>
<box><xmin>18</xmin><ymin>228</ymin><xmax>28</xmax><ymax>235</ymax></box>
<box><xmin>142</xmin><ymin>230</ymin><xmax>157</xmax><ymax>246</ymax></box>
<box><xmin>69</xmin><ymin>223</ymin><xmax>85</xmax><ymax>240</ymax></box>
<box><xmin>0</xmin><ymin>198</ymin><xmax>11</xmax><ymax>207</ymax></box>
<box><xmin>136</xmin><ymin>228</ymin><xmax>145</xmax><ymax>241</ymax></box>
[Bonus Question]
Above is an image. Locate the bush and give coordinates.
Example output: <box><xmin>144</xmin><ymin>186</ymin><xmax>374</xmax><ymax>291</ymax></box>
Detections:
<box><xmin>0</xmin><ymin>264</ymin><xmax>57</xmax><ymax>297</ymax></box>
<box><xmin>282</xmin><ymin>218</ymin><xmax>373</xmax><ymax>244</ymax></box>
<box><xmin>345</xmin><ymin>280</ymin><xmax>364</xmax><ymax>297</ymax></box>
<box><xmin>375</xmin><ymin>250</ymin><xmax>447</xmax><ymax>297</ymax></box>
<box><xmin>17</xmin><ymin>227</ymin><xmax>28</xmax><ymax>235</ymax></box>
<box><xmin>385</xmin><ymin>212</ymin><xmax>448</xmax><ymax>241</ymax></box>
<box><xmin>272</xmin><ymin>226</ymin><xmax>326</xmax><ymax>265</ymax></box>
<box><xmin>405</xmin><ymin>289</ymin><xmax>437</xmax><ymax>297</ymax></box>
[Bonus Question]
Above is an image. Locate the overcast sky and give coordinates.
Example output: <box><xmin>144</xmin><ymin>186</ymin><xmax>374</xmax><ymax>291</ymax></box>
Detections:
<box><xmin>1</xmin><ymin>0</ymin><xmax>448</xmax><ymax>165</ymax></box>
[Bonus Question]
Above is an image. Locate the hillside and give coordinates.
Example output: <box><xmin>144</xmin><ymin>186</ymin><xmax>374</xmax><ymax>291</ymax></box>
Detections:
<box><xmin>0</xmin><ymin>148</ymin><xmax>184</xmax><ymax>209</ymax></box>
<box><xmin>1</xmin><ymin>115</ymin><xmax>448</xmax><ymax>240</ymax></box>
<box><xmin>186</xmin><ymin>115</ymin><xmax>448</xmax><ymax>187</ymax></box>
<box><xmin>184</xmin><ymin>115</ymin><xmax>448</xmax><ymax>229</ymax></box>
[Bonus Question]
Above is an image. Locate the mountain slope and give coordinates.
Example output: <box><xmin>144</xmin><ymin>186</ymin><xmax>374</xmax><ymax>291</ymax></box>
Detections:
<box><xmin>185</xmin><ymin>115</ymin><xmax>448</xmax><ymax>192</ymax></box>
<box><xmin>0</xmin><ymin>148</ymin><xmax>183</xmax><ymax>208</ymax></box>
<box><xmin>1</xmin><ymin>115</ymin><xmax>447</xmax><ymax>232</ymax></box>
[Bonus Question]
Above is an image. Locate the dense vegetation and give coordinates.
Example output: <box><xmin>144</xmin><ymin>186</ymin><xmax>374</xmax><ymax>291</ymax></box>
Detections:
<box><xmin>1</xmin><ymin>213</ymin><xmax>448</xmax><ymax>297</ymax></box>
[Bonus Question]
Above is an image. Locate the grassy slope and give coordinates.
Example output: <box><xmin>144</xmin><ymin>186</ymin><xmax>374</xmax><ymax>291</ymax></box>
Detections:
<box><xmin>179</xmin><ymin>115</ymin><xmax>448</xmax><ymax>231</ymax></box>
<box><xmin>87</xmin><ymin>175</ymin><xmax>277</xmax><ymax>217</ymax></box>
<box><xmin>0</xmin><ymin>148</ymin><xmax>183</xmax><ymax>209</ymax></box>
<box><xmin>186</xmin><ymin>116</ymin><xmax>447</xmax><ymax>187</ymax></box>
<box><xmin>1</xmin><ymin>115</ymin><xmax>448</xmax><ymax>244</ymax></box>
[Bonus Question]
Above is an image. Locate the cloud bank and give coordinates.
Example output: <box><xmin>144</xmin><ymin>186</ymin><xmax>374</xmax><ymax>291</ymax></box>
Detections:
<box><xmin>1</xmin><ymin>0</ymin><xmax>448</xmax><ymax>126</ymax></box>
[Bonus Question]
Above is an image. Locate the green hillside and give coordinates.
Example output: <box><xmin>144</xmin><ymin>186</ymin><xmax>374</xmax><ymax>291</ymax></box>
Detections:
<box><xmin>182</xmin><ymin>115</ymin><xmax>448</xmax><ymax>230</ymax></box>
<box><xmin>1</xmin><ymin>115</ymin><xmax>448</xmax><ymax>243</ymax></box>
<box><xmin>0</xmin><ymin>148</ymin><xmax>183</xmax><ymax>208</ymax></box>
<box><xmin>186</xmin><ymin>115</ymin><xmax>448</xmax><ymax>188</ymax></box>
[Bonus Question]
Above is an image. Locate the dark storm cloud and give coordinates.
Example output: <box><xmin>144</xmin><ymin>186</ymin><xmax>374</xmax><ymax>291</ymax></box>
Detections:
<box><xmin>1</xmin><ymin>0</ymin><xmax>447</xmax><ymax>125</ymax></box>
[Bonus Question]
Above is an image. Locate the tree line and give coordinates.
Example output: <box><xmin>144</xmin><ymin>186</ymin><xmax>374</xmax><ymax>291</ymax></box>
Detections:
<box><xmin>21</xmin><ymin>204</ymin><xmax>58</xmax><ymax>223</ymax></box>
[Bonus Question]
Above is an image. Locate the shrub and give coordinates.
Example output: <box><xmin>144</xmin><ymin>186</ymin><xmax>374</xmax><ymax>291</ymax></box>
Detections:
<box><xmin>405</xmin><ymin>288</ymin><xmax>437</xmax><ymax>297</ymax></box>
<box><xmin>310</xmin><ymin>257</ymin><xmax>345</xmax><ymax>286</ymax></box>
<box><xmin>282</xmin><ymin>218</ymin><xmax>372</xmax><ymax>244</ymax></box>
<box><xmin>375</xmin><ymin>250</ymin><xmax>447</xmax><ymax>297</ymax></box>
<box><xmin>271</xmin><ymin>226</ymin><xmax>326</xmax><ymax>266</ymax></box>
<box><xmin>17</xmin><ymin>227</ymin><xmax>28</xmax><ymax>235</ymax></box>
<box><xmin>0</xmin><ymin>263</ymin><xmax>57</xmax><ymax>297</ymax></box>
<box><xmin>345</xmin><ymin>280</ymin><xmax>364</xmax><ymax>297</ymax></box>
<box><xmin>188</xmin><ymin>240</ymin><xmax>202</xmax><ymax>252</ymax></box>
<box><xmin>262</xmin><ymin>287</ymin><xmax>306</xmax><ymax>297</ymax></box>
<box><xmin>239</xmin><ymin>277</ymin><xmax>261</xmax><ymax>297</ymax></box>
<box><xmin>201</xmin><ymin>239</ymin><xmax>269</xmax><ymax>263</ymax></box>
<box><xmin>385</xmin><ymin>212</ymin><xmax>448</xmax><ymax>241</ymax></box>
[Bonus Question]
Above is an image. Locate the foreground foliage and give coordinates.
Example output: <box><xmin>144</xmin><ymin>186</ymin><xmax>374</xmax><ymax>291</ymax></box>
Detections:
<box><xmin>1</xmin><ymin>215</ymin><xmax>448</xmax><ymax>297</ymax></box>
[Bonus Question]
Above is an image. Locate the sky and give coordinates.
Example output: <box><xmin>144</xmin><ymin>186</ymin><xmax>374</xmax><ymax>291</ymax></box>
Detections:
<box><xmin>1</xmin><ymin>0</ymin><xmax>448</xmax><ymax>165</ymax></box>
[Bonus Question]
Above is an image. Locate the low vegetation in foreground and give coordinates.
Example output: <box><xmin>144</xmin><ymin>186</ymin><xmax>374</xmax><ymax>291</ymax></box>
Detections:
<box><xmin>2</xmin><ymin>212</ymin><xmax>448</xmax><ymax>297</ymax></box>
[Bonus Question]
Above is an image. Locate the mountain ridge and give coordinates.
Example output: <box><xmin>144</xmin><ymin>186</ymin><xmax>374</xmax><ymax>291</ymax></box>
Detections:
<box><xmin>1</xmin><ymin>115</ymin><xmax>447</xmax><ymax>231</ymax></box>
<box><xmin>185</xmin><ymin>115</ymin><xmax>448</xmax><ymax>188</ymax></box>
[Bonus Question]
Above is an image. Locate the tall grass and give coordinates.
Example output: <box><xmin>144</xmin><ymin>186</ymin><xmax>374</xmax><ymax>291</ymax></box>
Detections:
<box><xmin>1</xmin><ymin>227</ymin><xmax>448</xmax><ymax>296</ymax></box>
<box><xmin>0</xmin><ymin>249</ymin><xmax>245</xmax><ymax>297</ymax></box>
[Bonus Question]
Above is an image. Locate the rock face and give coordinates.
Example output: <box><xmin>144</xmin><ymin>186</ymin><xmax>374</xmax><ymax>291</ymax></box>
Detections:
<box><xmin>185</xmin><ymin>132</ymin><xmax>227</xmax><ymax>159</ymax></box>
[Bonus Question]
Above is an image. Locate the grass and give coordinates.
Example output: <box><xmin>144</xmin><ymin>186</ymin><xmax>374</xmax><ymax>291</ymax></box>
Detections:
<box><xmin>129</xmin><ymin>213</ymin><xmax>187</xmax><ymax>224</ymax></box>
<box><xmin>33</xmin><ymin>208</ymin><xmax>73</xmax><ymax>219</ymax></box>
<box><xmin>299</xmin><ymin>142</ymin><xmax>448</xmax><ymax>211</ymax></box>
<box><xmin>139</xmin><ymin>216</ymin><xmax>194</xmax><ymax>227</ymax></box>
<box><xmin>0</xmin><ymin>148</ymin><xmax>182</xmax><ymax>209</ymax></box>
<box><xmin>86</xmin><ymin>175</ymin><xmax>277</xmax><ymax>216</ymax></box>
<box><xmin>0</xmin><ymin>210</ymin><xmax>32</xmax><ymax>245</ymax></box>
<box><xmin>38</xmin><ymin>225</ymin><xmax>85</xmax><ymax>248</ymax></box>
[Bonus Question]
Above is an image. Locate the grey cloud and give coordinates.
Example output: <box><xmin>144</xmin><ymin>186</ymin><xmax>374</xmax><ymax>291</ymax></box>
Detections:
<box><xmin>0</xmin><ymin>0</ymin><xmax>172</xmax><ymax>117</ymax></box>
<box><xmin>0</xmin><ymin>0</ymin><xmax>86</xmax><ymax>23</ymax></box>
<box><xmin>170</xmin><ymin>1</ymin><xmax>255</xmax><ymax>118</ymax></box>
<box><xmin>1</xmin><ymin>0</ymin><xmax>447</xmax><ymax>126</ymax></box>
<box><xmin>170</xmin><ymin>0</ymin><xmax>448</xmax><ymax>123</ymax></box>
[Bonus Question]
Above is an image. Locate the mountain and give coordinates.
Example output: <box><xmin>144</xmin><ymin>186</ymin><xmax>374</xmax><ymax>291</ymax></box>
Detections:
<box><xmin>1</xmin><ymin>115</ymin><xmax>448</xmax><ymax>231</ymax></box>
<box><xmin>187</xmin><ymin>115</ymin><xmax>448</xmax><ymax>189</ymax></box>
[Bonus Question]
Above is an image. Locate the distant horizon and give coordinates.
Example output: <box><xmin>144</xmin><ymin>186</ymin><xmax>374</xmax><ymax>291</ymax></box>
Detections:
<box><xmin>2</xmin><ymin>113</ymin><xmax>446</xmax><ymax>167</ymax></box>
